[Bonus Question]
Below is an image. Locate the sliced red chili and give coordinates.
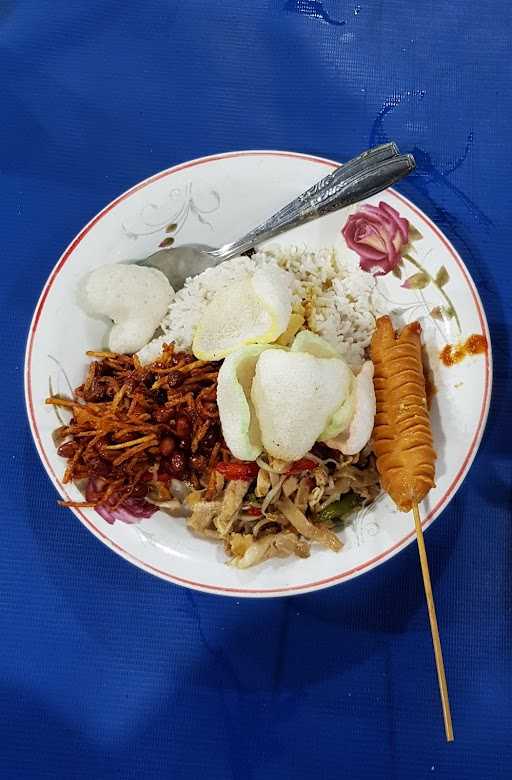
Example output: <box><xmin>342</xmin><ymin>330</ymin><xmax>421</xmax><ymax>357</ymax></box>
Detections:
<box><xmin>286</xmin><ymin>458</ymin><xmax>316</xmax><ymax>475</ymax></box>
<box><xmin>244</xmin><ymin>506</ymin><xmax>262</xmax><ymax>517</ymax></box>
<box><xmin>216</xmin><ymin>461</ymin><xmax>259</xmax><ymax>481</ymax></box>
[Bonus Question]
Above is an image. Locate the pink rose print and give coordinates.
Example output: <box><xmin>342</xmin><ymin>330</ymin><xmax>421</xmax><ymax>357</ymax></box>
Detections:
<box><xmin>342</xmin><ymin>201</ymin><xmax>410</xmax><ymax>276</ymax></box>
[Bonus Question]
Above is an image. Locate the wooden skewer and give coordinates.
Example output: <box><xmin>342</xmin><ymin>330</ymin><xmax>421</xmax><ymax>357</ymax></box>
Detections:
<box><xmin>412</xmin><ymin>503</ymin><xmax>454</xmax><ymax>742</ymax></box>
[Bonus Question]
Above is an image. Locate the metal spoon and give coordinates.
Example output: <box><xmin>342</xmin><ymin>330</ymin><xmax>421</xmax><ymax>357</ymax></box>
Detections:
<box><xmin>138</xmin><ymin>144</ymin><xmax>415</xmax><ymax>290</ymax></box>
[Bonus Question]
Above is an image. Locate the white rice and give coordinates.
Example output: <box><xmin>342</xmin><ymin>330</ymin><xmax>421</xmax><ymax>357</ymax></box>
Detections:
<box><xmin>138</xmin><ymin>244</ymin><xmax>385</xmax><ymax>368</ymax></box>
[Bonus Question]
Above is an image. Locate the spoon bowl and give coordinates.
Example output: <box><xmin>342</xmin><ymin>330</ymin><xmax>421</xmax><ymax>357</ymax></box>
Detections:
<box><xmin>139</xmin><ymin>243</ymin><xmax>215</xmax><ymax>291</ymax></box>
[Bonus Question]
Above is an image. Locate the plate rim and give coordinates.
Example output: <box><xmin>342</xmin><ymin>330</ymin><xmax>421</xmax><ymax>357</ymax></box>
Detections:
<box><xmin>24</xmin><ymin>149</ymin><xmax>493</xmax><ymax>597</ymax></box>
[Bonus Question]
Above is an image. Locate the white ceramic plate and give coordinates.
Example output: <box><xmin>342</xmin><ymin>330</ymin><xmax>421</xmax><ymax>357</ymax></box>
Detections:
<box><xmin>25</xmin><ymin>151</ymin><xmax>492</xmax><ymax>597</ymax></box>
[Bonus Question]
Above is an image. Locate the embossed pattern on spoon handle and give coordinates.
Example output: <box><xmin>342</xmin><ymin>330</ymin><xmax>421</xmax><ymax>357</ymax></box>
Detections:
<box><xmin>266</xmin><ymin>142</ymin><xmax>399</xmax><ymax>225</ymax></box>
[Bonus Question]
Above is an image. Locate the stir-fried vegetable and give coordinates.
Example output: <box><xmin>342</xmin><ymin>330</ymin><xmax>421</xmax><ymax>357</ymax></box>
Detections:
<box><xmin>229</xmin><ymin>531</ymin><xmax>310</xmax><ymax>569</ymax></box>
<box><xmin>277</xmin><ymin>496</ymin><xmax>342</xmax><ymax>552</ymax></box>
<box><xmin>316</xmin><ymin>492</ymin><xmax>361</xmax><ymax>525</ymax></box>
<box><xmin>183</xmin><ymin>452</ymin><xmax>380</xmax><ymax>567</ymax></box>
<box><xmin>286</xmin><ymin>458</ymin><xmax>317</xmax><ymax>475</ymax></box>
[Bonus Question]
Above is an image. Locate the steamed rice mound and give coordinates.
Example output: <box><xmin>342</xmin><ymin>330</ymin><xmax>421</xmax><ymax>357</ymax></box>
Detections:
<box><xmin>138</xmin><ymin>243</ymin><xmax>385</xmax><ymax>368</ymax></box>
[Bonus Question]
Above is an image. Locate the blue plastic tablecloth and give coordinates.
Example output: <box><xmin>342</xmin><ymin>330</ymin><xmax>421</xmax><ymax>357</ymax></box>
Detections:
<box><xmin>1</xmin><ymin>2</ymin><xmax>510</xmax><ymax>777</ymax></box>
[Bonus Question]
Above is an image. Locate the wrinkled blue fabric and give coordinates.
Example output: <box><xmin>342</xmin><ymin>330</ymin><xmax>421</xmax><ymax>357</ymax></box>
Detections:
<box><xmin>1</xmin><ymin>2</ymin><xmax>510</xmax><ymax>777</ymax></box>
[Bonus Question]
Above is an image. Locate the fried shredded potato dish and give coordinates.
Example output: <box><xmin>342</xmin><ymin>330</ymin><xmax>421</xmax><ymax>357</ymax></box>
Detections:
<box><xmin>47</xmin><ymin>345</ymin><xmax>225</xmax><ymax>514</ymax></box>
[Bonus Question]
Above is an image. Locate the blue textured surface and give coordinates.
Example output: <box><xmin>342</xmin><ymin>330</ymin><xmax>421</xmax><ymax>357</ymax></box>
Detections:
<box><xmin>1</xmin><ymin>1</ymin><xmax>511</xmax><ymax>777</ymax></box>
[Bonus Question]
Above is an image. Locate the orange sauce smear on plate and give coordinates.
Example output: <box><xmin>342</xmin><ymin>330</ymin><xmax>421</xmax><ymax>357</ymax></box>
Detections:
<box><xmin>440</xmin><ymin>334</ymin><xmax>488</xmax><ymax>367</ymax></box>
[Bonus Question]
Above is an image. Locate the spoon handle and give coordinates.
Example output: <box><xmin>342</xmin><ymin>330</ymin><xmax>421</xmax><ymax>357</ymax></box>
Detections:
<box><xmin>259</xmin><ymin>142</ymin><xmax>399</xmax><ymax>225</ymax></box>
<box><xmin>209</xmin><ymin>147</ymin><xmax>415</xmax><ymax>262</ymax></box>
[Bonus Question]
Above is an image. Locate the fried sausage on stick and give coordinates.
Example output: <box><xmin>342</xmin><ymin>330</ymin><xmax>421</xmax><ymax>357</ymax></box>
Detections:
<box><xmin>371</xmin><ymin>315</ymin><xmax>453</xmax><ymax>740</ymax></box>
<box><xmin>370</xmin><ymin>315</ymin><xmax>436</xmax><ymax>512</ymax></box>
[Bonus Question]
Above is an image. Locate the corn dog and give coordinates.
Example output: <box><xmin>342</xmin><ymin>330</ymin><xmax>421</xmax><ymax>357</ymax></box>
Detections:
<box><xmin>370</xmin><ymin>316</ymin><xmax>436</xmax><ymax>511</ymax></box>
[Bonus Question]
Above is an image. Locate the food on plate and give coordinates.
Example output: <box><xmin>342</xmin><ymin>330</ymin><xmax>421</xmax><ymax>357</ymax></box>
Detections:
<box><xmin>370</xmin><ymin>315</ymin><xmax>436</xmax><ymax>512</ymax></box>
<box><xmin>290</xmin><ymin>329</ymin><xmax>341</xmax><ymax>359</ymax></box>
<box><xmin>216</xmin><ymin>332</ymin><xmax>357</xmax><ymax>464</ymax></box>
<box><xmin>276</xmin><ymin>312</ymin><xmax>305</xmax><ymax>346</ymax></box>
<box><xmin>185</xmin><ymin>445</ymin><xmax>380</xmax><ymax>568</ymax></box>
<box><xmin>192</xmin><ymin>266</ymin><xmax>292</xmax><ymax>360</ymax></box>
<box><xmin>137</xmin><ymin>244</ymin><xmax>384</xmax><ymax>367</ymax></box>
<box><xmin>48</xmin><ymin>343</ymin><xmax>381</xmax><ymax>566</ymax></box>
<box><xmin>319</xmin><ymin>392</ymin><xmax>355</xmax><ymax>442</ymax></box>
<box><xmin>325</xmin><ymin>360</ymin><xmax>375</xmax><ymax>455</ymax></box>
<box><xmin>439</xmin><ymin>334</ymin><xmax>488</xmax><ymax>367</ymax></box>
<box><xmin>47</xmin><ymin>243</ymin><xmax>398</xmax><ymax>568</ymax></box>
<box><xmin>46</xmin><ymin>345</ymin><xmax>222</xmax><ymax>522</ymax></box>
<box><xmin>251</xmin><ymin>349</ymin><xmax>352</xmax><ymax>461</ymax></box>
<box><xmin>216</xmin><ymin>344</ymin><xmax>278</xmax><ymax>462</ymax></box>
<box><xmin>82</xmin><ymin>264</ymin><xmax>173</xmax><ymax>353</ymax></box>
